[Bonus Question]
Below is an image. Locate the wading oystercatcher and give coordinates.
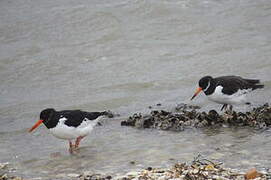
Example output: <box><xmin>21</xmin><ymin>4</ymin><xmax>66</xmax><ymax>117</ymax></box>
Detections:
<box><xmin>29</xmin><ymin>108</ymin><xmax>109</xmax><ymax>154</ymax></box>
<box><xmin>191</xmin><ymin>76</ymin><xmax>264</xmax><ymax>111</ymax></box>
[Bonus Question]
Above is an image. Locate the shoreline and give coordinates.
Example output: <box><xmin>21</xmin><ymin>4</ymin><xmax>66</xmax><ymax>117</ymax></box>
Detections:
<box><xmin>2</xmin><ymin>155</ymin><xmax>270</xmax><ymax>180</ymax></box>
<box><xmin>79</xmin><ymin>155</ymin><xmax>271</xmax><ymax>180</ymax></box>
<box><xmin>2</xmin><ymin>103</ymin><xmax>271</xmax><ymax>180</ymax></box>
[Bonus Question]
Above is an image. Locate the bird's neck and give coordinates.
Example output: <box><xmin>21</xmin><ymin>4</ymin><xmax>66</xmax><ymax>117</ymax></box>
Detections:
<box><xmin>203</xmin><ymin>80</ymin><xmax>216</xmax><ymax>95</ymax></box>
<box><xmin>43</xmin><ymin>113</ymin><xmax>59</xmax><ymax>129</ymax></box>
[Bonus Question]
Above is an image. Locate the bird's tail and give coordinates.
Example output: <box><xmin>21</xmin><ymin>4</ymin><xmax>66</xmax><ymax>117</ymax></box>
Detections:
<box><xmin>244</xmin><ymin>78</ymin><xmax>264</xmax><ymax>90</ymax></box>
<box><xmin>252</xmin><ymin>84</ymin><xmax>264</xmax><ymax>90</ymax></box>
<box><xmin>84</xmin><ymin>111</ymin><xmax>114</xmax><ymax>119</ymax></box>
<box><xmin>244</xmin><ymin>78</ymin><xmax>260</xmax><ymax>84</ymax></box>
<box><xmin>95</xmin><ymin>111</ymin><xmax>114</xmax><ymax>126</ymax></box>
<box><xmin>100</xmin><ymin>111</ymin><xmax>114</xmax><ymax>118</ymax></box>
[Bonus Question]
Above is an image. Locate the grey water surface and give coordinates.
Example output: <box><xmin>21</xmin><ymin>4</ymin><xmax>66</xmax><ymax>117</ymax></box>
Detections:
<box><xmin>1</xmin><ymin>0</ymin><xmax>271</xmax><ymax>179</ymax></box>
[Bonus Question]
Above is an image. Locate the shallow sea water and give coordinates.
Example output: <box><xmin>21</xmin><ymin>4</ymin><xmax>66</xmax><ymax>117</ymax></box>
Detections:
<box><xmin>0</xmin><ymin>0</ymin><xmax>271</xmax><ymax>179</ymax></box>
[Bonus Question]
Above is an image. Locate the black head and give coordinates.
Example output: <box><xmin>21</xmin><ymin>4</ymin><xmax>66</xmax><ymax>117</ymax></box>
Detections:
<box><xmin>29</xmin><ymin>108</ymin><xmax>56</xmax><ymax>132</ymax></box>
<box><xmin>191</xmin><ymin>76</ymin><xmax>214</xmax><ymax>100</ymax></box>
<box><xmin>40</xmin><ymin>108</ymin><xmax>56</xmax><ymax>122</ymax></box>
<box><xmin>199</xmin><ymin>76</ymin><xmax>213</xmax><ymax>91</ymax></box>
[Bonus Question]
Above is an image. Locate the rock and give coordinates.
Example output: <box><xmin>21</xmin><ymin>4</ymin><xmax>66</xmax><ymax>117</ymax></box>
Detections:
<box><xmin>205</xmin><ymin>164</ymin><xmax>215</xmax><ymax>171</ymax></box>
<box><xmin>244</xmin><ymin>168</ymin><xmax>262</xmax><ymax>180</ymax></box>
<box><xmin>12</xmin><ymin>177</ymin><xmax>23</xmax><ymax>180</ymax></box>
<box><xmin>80</xmin><ymin>173</ymin><xmax>112</xmax><ymax>180</ymax></box>
<box><xmin>121</xmin><ymin>103</ymin><xmax>271</xmax><ymax>131</ymax></box>
<box><xmin>0</xmin><ymin>173</ymin><xmax>8</xmax><ymax>180</ymax></box>
<box><xmin>105</xmin><ymin>175</ymin><xmax>112</xmax><ymax>179</ymax></box>
<box><xmin>192</xmin><ymin>168</ymin><xmax>199</xmax><ymax>174</ymax></box>
<box><xmin>0</xmin><ymin>163</ymin><xmax>8</xmax><ymax>170</ymax></box>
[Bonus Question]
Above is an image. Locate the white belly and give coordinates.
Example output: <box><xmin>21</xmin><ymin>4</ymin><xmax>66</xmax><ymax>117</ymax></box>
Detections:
<box><xmin>49</xmin><ymin>117</ymin><xmax>102</xmax><ymax>140</ymax></box>
<box><xmin>207</xmin><ymin>86</ymin><xmax>250</xmax><ymax>105</ymax></box>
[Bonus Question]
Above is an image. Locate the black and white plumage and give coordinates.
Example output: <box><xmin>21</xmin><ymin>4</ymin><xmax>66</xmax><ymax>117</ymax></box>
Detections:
<box><xmin>29</xmin><ymin>108</ymin><xmax>108</xmax><ymax>153</ymax></box>
<box><xmin>191</xmin><ymin>76</ymin><xmax>264</xmax><ymax>110</ymax></box>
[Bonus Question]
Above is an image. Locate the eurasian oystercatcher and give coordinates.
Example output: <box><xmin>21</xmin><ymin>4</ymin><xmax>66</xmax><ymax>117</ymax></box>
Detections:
<box><xmin>29</xmin><ymin>108</ymin><xmax>109</xmax><ymax>154</ymax></box>
<box><xmin>191</xmin><ymin>76</ymin><xmax>264</xmax><ymax>111</ymax></box>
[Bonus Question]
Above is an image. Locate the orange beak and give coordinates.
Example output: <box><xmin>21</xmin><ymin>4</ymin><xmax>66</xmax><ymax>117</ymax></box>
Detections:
<box><xmin>191</xmin><ymin>87</ymin><xmax>202</xmax><ymax>100</ymax></box>
<box><xmin>29</xmin><ymin>119</ymin><xmax>43</xmax><ymax>132</ymax></box>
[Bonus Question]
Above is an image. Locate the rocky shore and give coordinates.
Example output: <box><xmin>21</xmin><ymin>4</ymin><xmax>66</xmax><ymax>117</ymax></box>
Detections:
<box><xmin>0</xmin><ymin>163</ymin><xmax>22</xmax><ymax>180</ymax></box>
<box><xmin>2</xmin><ymin>156</ymin><xmax>270</xmax><ymax>180</ymax></box>
<box><xmin>2</xmin><ymin>104</ymin><xmax>271</xmax><ymax>180</ymax></box>
<box><xmin>79</xmin><ymin>155</ymin><xmax>270</xmax><ymax>180</ymax></box>
<box><xmin>121</xmin><ymin>103</ymin><xmax>271</xmax><ymax>131</ymax></box>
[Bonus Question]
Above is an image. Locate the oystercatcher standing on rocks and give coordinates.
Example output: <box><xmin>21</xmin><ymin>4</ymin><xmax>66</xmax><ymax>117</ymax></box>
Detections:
<box><xmin>191</xmin><ymin>76</ymin><xmax>264</xmax><ymax>111</ymax></box>
<box><xmin>29</xmin><ymin>108</ymin><xmax>110</xmax><ymax>154</ymax></box>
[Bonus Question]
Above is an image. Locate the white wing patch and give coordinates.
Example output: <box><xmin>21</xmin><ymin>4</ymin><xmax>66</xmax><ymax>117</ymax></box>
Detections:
<box><xmin>49</xmin><ymin>116</ymin><xmax>102</xmax><ymax>140</ymax></box>
<box><xmin>207</xmin><ymin>86</ymin><xmax>252</xmax><ymax>105</ymax></box>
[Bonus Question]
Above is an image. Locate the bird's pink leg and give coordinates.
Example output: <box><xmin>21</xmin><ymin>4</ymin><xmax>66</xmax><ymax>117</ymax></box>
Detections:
<box><xmin>221</xmin><ymin>104</ymin><xmax>228</xmax><ymax>111</ymax></box>
<box><xmin>75</xmin><ymin>136</ymin><xmax>85</xmax><ymax>148</ymax></box>
<box><xmin>69</xmin><ymin>140</ymin><xmax>75</xmax><ymax>154</ymax></box>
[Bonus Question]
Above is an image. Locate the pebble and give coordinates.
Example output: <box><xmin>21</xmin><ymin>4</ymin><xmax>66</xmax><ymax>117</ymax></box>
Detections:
<box><xmin>244</xmin><ymin>168</ymin><xmax>262</xmax><ymax>180</ymax></box>
<box><xmin>0</xmin><ymin>163</ymin><xmax>8</xmax><ymax>170</ymax></box>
